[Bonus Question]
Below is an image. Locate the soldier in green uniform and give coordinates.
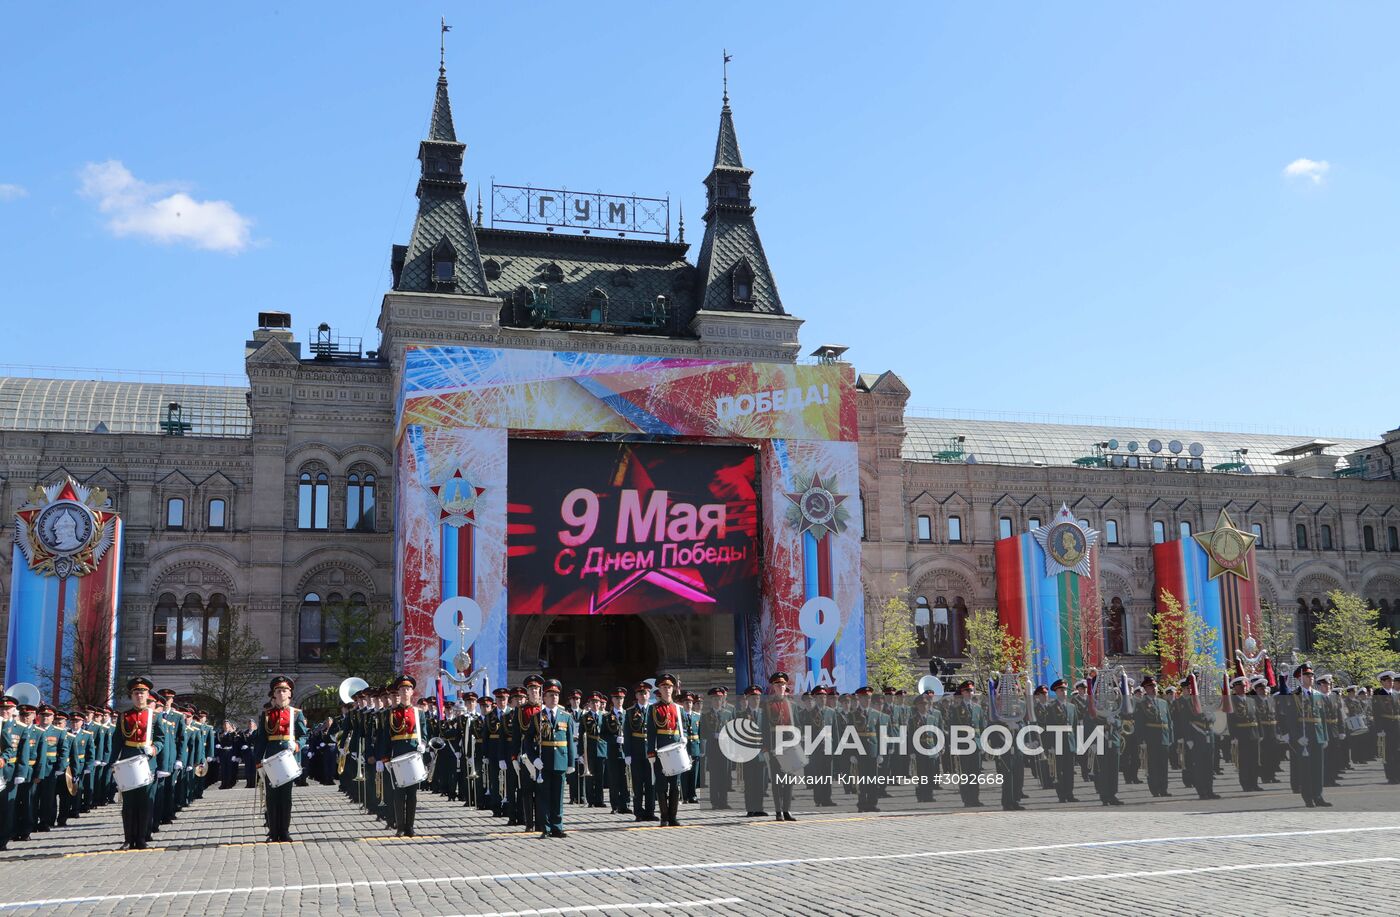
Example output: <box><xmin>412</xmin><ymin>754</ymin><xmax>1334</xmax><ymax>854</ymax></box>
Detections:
<box><xmin>32</xmin><ymin>704</ymin><xmax>62</xmax><ymax>832</ymax></box>
<box><xmin>736</xmin><ymin>685</ymin><xmax>768</xmax><ymax>816</ymax></box>
<box><xmin>760</xmin><ymin>672</ymin><xmax>798</xmax><ymax>822</ymax></box>
<box><xmin>1376</xmin><ymin>672</ymin><xmax>1400</xmax><ymax>784</ymax></box>
<box><xmin>109</xmin><ymin>676</ymin><xmax>164</xmax><ymax>850</ymax></box>
<box><xmin>530</xmin><ymin>679</ymin><xmax>575</xmax><ymax>838</ymax></box>
<box><xmin>12</xmin><ymin>704</ymin><xmax>41</xmax><ymax>842</ymax></box>
<box><xmin>577</xmin><ymin>692</ymin><xmax>605</xmax><ymax>807</ymax></box>
<box><xmin>853</xmin><ymin>685</ymin><xmax>890</xmax><ymax>812</ymax></box>
<box><xmin>911</xmin><ymin>690</ymin><xmax>942</xmax><ymax>803</ymax></box>
<box><xmin>700</xmin><ymin>687</ymin><xmax>733</xmax><ymax>809</ymax></box>
<box><xmin>1</xmin><ymin>695</ymin><xmax>22</xmax><ymax>849</ymax></box>
<box><xmin>1251</xmin><ymin>677</ymin><xmax>1281</xmax><ymax>783</ymax></box>
<box><xmin>803</xmin><ymin>687</ymin><xmax>836</xmax><ymax>807</ymax></box>
<box><xmin>1280</xmin><ymin>663</ymin><xmax>1331</xmax><ymax>807</ymax></box>
<box><xmin>49</xmin><ymin>710</ymin><xmax>74</xmax><ymax>827</ymax></box>
<box><xmin>1227</xmin><ymin>675</ymin><xmax>1262</xmax><ymax>791</ymax></box>
<box><xmin>989</xmin><ymin>676</ymin><xmax>1026</xmax><ymax>811</ymax></box>
<box><xmin>1133</xmin><ymin>675</ymin><xmax>1174</xmax><ymax>797</ymax></box>
<box><xmin>1181</xmin><ymin>674</ymin><xmax>1220</xmax><ymax>800</ymax></box>
<box><xmin>1085</xmin><ymin>676</ymin><xmax>1124</xmax><ymax>806</ymax></box>
<box><xmin>1042</xmin><ymin>679</ymin><xmax>1079</xmax><ymax>803</ymax></box>
<box><xmin>253</xmin><ymin>675</ymin><xmax>309</xmax><ymax>842</ymax></box>
<box><xmin>682</xmin><ymin>692</ymin><xmax>703</xmax><ymax>804</ymax></box>
<box><xmin>64</xmin><ymin>710</ymin><xmax>92</xmax><ymax>822</ymax></box>
<box><xmin>602</xmin><ymin>687</ymin><xmax>631</xmax><ymax>814</ymax></box>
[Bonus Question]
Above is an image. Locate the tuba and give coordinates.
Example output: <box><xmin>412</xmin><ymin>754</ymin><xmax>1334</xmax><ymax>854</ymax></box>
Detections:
<box><xmin>917</xmin><ymin>674</ymin><xmax>946</xmax><ymax>698</ymax></box>
<box><xmin>991</xmin><ymin>671</ymin><xmax>1028</xmax><ymax>724</ymax></box>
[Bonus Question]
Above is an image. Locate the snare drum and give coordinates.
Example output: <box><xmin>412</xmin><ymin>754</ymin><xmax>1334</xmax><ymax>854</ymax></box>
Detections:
<box><xmin>113</xmin><ymin>753</ymin><xmax>154</xmax><ymax>792</ymax></box>
<box><xmin>388</xmin><ymin>751</ymin><xmax>426</xmax><ymax>788</ymax></box>
<box><xmin>655</xmin><ymin>741</ymin><xmax>692</xmax><ymax>777</ymax></box>
<box><xmin>262</xmin><ymin>748</ymin><xmax>302</xmax><ymax>788</ymax></box>
<box><xmin>773</xmin><ymin>744</ymin><xmax>809</xmax><ymax>775</ymax></box>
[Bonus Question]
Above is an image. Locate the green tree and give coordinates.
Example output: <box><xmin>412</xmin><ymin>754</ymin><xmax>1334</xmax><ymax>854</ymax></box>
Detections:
<box><xmin>34</xmin><ymin>616</ymin><xmax>115</xmax><ymax>710</ymax></box>
<box><xmin>321</xmin><ymin>596</ymin><xmax>396</xmax><ymax>687</ymax></box>
<box><xmin>866</xmin><ymin>586</ymin><xmax>918</xmax><ymax>692</ymax></box>
<box><xmin>1311</xmin><ymin>590</ymin><xmax>1400</xmax><ymax>685</ymax></box>
<box><xmin>1142</xmin><ymin>588</ymin><xmax>1221</xmax><ymax>678</ymax></box>
<box><xmin>1254</xmin><ymin>600</ymin><xmax>1297</xmax><ymax>666</ymax></box>
<box><xmin>963</xmin><ymin>607</ymin><xmax>1038</xmax><ymax>687</ymax></box>
<box><xmin>189</xmin><ymin>604</ymin><xmax>265</xmax><ymax>722</ymax></box>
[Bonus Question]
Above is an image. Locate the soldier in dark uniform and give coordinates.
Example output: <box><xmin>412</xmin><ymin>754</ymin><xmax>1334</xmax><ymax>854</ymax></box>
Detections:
<box><xmin>646</xmin><ymin>674</ymin><xmax>687</xmax><ymax>827</ymax></box>
<box><xmin>580</xmin><ymin>692</ymin><xmax>608</xmax><ymax>807</ymax></box>
<box><xmin>109</xmin><ymin>676</ymin><xmax>164</xmax><ymax>849</ymax></box>
<box><xmin>1181</xmin><ymin>674</ymin><xmax>1220</xmax><ymax>800</ymax></box>
<box><xmin>736</xmin><ymin>685</ymin><xmax>768</xmax><ymax>816</ymax></box>
<box><xmin>761</xmin><ymin>672</ymin><xmax>798</xmax><ymax>822</ymax></box>
<box><xmin>625</xmin><ymin>682</ymin><xmax>655</xmax><ymax>821</ymax></box>
<box><xmin>911</xmin><ymin>690</ymin><xmax>942</xmax><ymax>803</ymax></box>
<box><xmin>485</xmin><ymin>687</ymin><xmax>511</xmax><ymax>817</ymax></box>
<box><xmin>1376</xmin><ymin>672</ymin><xmax>1400</xmax><ymax>784</ymax></box>
<box><xmin>253</xmin><ymin>675</ymin><xmax>308</xmax><ymax>842</ymax></box>
<box><xmin>469</xmin><ymin>694</ymin><xmax>493</xmax><ymax>809</ymax></box>
<box><xmin>1133</xmin><ymin>675</ymin><xmax>1174</xmax><ymax>797</ymax></box>
<box><xmin>216</xmin><ymin>721</ymin><xmax>240</xmax><ymax>789</ymax></box>
<box><xmin>852</xmin><ymin>686</ymin><xmax>888</xmax><ymax>812</ymax></box>
<box><xmin>512</xmin><ymin>677</ymin><xmax>544</xmax><ymax>832</ymax></box>
<box><xmin>682</xmin><ymin>692</ymin><xmax>703</xmax><ymax>804</ymax></box>
<box><xmin>1227</xmin><ymin>675</ymin><xmax>1262</xmax><ymax>791</ymax></box>
<box><xmin>1279</xmin><ymin>663</ymin><xmax>1331</xmax><ymax>807</ymax></box>
<box><xmin>533</xmin><ymin>679</ymin><xmax>576</xmax><ymax>838</ymax></box>
<box><xmin>603</xmin><ymin>687</ymin><xmax>631</xmax><ymax>814</ymax></box>
<box><xmin>945</xmin><ymin>680</ymin><xmax>985</xmax><ymax>808</ymax></box>
<box><xmin>1</xmin><ymin>695</ymin><xmax>22</xmax><ymax>849</ymax></box>
<box><xmin>700</xmin><ymin>687</ymin><xmax>733</xmax><ymax>809</ymax></box>
<box><xmin>564</xmin><ymin>689</ymin><xmax>584</xmax><ymax>805</ymax></box>
<box><xmin>1042</xmin><ymin>679</ymin><xmax>1079</xmax><ymax>803</ymax></box>
<box><xmin>1085</xmin><ymin>678</ymin><xmax>1124</xmax><ymax>806</ymax></box>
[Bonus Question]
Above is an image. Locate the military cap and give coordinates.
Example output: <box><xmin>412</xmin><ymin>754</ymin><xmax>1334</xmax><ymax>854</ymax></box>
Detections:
<box><xmin>1315</xmin><ymin>673</ymin><xmax>1332</xmax><ymax>684</ymax></box>
<box><xmin>73</xmin><ymin>709</ymin><xmax>87</xmax><ymax>719</ymax></box>
<box><xmin>1073</xmin><ymin>679</ymin><xmax>1088</xmax><ymax>690</ymax></box>
<box><xmin>1230</xmin><ymin>675</ymin><xmax>1250</xmax><ymax>687</ymax></box>
<box><xmin>569</xmin><ymin>689</ymin><xmax>582</xmax><ymax>698</ymax></box>
<box><xmin>744</xmin><ymin>685</ymin><xmax>763</xmax><ymax>696</ymax></box>
<box><xmin>523</xmin><ymin>674</ymin><xmax>545</xmax><ymax>687</ymax></box>
<box><xmin>543</xmin><ymin>678</ymin><xmax>563</xmax><ymax>693</ymax></box>
<box><xmin>768</xmin><ymin>672</ymin><xmax>790</xmax><ymax>685</ymax></box>
<box><xmin>1378</xmin><ymin>671</ymin><xmax>1396</xmax><ymax>681</ymax></box>
<box><xmin>510</xmin><ymin>686</ymin><xmax>525</xmax><ymax>697</ymax></box>
<box><xmin>392</xmin><ymin>674</ymin><xmax>417</xmax><ymax>690</ymax></box>
<box><xmin>854</xmin><ymin>686</ymin><xmax>874</xmax><ymax>696</ymax></box>
<box><xmin>1250</xmin><ymin>675</ymin><xmax>1268</xmax><ymax>686</ymax></box>
<box><xmin>38</xmin><ymin>703</ymin><xmax>54</xmax><ymax>714</ymax></box>
<box><xmin>1049</xmin><ymin>678</ymin><xmax>1067</xmax><ymax>691</ymax></box>
<box><xmin>127</xmin><ymin>675</ymin><xmax>154</xmax><ymax>692</ymax></box>
<box><xmin>882</xmin><ymin>686</ymin><xmax>895</xmax><ymax>695</ymax></box>
<box><xmin>19</xmin><ymin>704</ymin><xmax>36</xmax><ymax>714</ymax></box>
<box><xmin>706</xmin><ymin>686</ymin><xmax>726</xmax><ymax>696</ymax></box>
<box><xmin>463</xmin><ymin>691</ymin><xmax>479</xmax><ymax>700</ymax></box>
<box><xmin>656</xmin><ymin>673</ymin><xmax>679</xmax><ymax>687</ymax></box>
<box><xmin>158</xmin><ymin>688</ymin><xmax>178</xmax><ymax>698</ymax></box>
<box><xmin>53</xmin><ymin>710</ymin><xmax>68</xmax><ymax>721</ymax></box>
<box><xmin>589</xmin><ymin>691</ymin><xmax>606</xmax><ymax>701</ymax></box>
<box><xmin>955</xmin><ymin>680</ymin><xmax>975</xmax><ymax>694</ymax></box>
<box><xmin>493</xmin><ymin>686</ymin><xmax>510</xmax><ymax>697</ymax></box>
<box><xmin>0</xmin><ymin>696</ymin><xmax>15</xmax><ymax>708</ymax></box>
<box><xmin>269</xmin><ymin>675</ymin><xmax>295</xmax><ymax>694</ymax></box>
<box><xmin>1140</xmin><ymin>674</ymin><xmax>1157</xmax><ymax>687</ymax></box>
<box><xmin>634</xmin><ymin>681</ymin><xmax>652</xmax><ymax>692</ymax></box>
<box><xmin>1032</xmin><ymin>685</ymin><xmax>1048</xmax><ymax>696</ymax></box>
<box><xmin>1293</xmin><ymin>662</ymin><xmax>1313</xmax><ymax>677</ymax></box>
<box><xmin>611</xmin><ymin>686</ymin><xmax>629</xmax><ymax>696</ymax></box>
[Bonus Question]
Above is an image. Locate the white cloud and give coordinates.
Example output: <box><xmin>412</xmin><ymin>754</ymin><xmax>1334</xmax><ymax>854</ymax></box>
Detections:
<box><xmin>77</xmin><ymin>160</ymin><xmax>252</xmax><ymax>253</ymax></box>
<box><xmin>0</xmin><ymin>183</ymin><xmax>27</xmax><ymax>201</ymax></box>
<box><xmin>1283</xmin><ymin>158</ymin><xmax>1330</xmax><ymax>185</ymax></box>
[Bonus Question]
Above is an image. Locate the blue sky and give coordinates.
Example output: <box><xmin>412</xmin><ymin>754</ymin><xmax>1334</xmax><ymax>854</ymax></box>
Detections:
<box><xmin>1</xmin><ymin>2</ymin><xmax>1394</xmax><ymax>438</ymax></box>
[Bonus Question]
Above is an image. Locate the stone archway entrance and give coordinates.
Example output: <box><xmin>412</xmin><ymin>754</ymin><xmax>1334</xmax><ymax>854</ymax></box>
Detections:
<box><xmin>535</xmin><ymin>615</ymin><xmax>661</xmax><ymax>690</ymax></box>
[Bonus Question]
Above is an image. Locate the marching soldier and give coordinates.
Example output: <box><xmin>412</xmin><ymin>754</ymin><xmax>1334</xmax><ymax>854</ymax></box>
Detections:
<box><xmin>736</xmin><ymin>685</ymin><xmax>768</xmax><ymax>816</ymax></box>
<box><xmin>565</xmin><ymin>689</ymin><xmax>584</xmax><ymax>805</ymax></box>
<box><xmin>1251</xmin><ymin>677</ymin><xmax>1281</xmax><ymax>783</ymax></box>
<box><xmin>512</xmin><ymin>677</ymin><xmax>544</xmax><ymax>832</ymax></box>
<box><xmin>13</xmin><ymin>703</ymin><xmax>40</xmax><ymax>842</ymax></box>
<box><xmin>110</xmin><ymin>676</ymin><xmax>164</xmax><ymax>850</ymax></box>
<box><xmin>580</xmin><ymin>692</ymin><xmax>609</xmax><ymax>807</ymax></box>
<box><xmin>645</xmin><ymin>674</ymin><xmax>688</xmax><ymax>827</ymax></box>
<box><xmin>603</xmin><ymin>687</ymin><xmax>631</xmax><ymax>814</ymax></box>
<box><xmin>700</xmin><ymin>687</ymin><xmax>733</xmax><ymax>809</ymax></box>
<box><xmin>533</xmin><ymin>679</ymin><xmax>576</xmax><ymax>838</ymax></box>
<box><xmin>1133</xmin><ymin>675</ymin><xmax>1174</xmax><ymax>797</ymax></box>
<box><xmin>1279</xmin><ymin>662</ymin><xmax>1331</xmax><ymax>807</ymax></box>
<box><xmin>485</xmin><ymin>687</ymin><xmax>511</xmax><ymax>818</ymax></box>
<box><xmin>625</xmin><ymin>682</ymin><xmax>655</xmax><ymax>821</ymax></box>
<box><xmin>1317</xmin><ymin>673</ymin><xmax>1346</xmax><ymax>788</ymax></box>
<box><xmin>33</xmin><ymin>704</ymin><xmax>61</xmax><ymax>832</ymax></box>
<box><xmin>64</xmin><ymin>710</ymin><xmax>92</xmax><ymax>823</ymax></box>
<box><xmin>1084</xmin><ymin>677</ymin><xmax>1124</xmax><ymax>806</ymax></box>
<box><xmin>1181</xmin><ymin>675</ymin><xmax>1220</xmax><ymax>801</ymax></box>
<box><xmin>1227</xmin><ymin>675</ymin><xmax>1262</xmax><ymax>792</ymax></box>
<box><xmin>253</xmin><ymin>675</ymin><xmax>309</xmax><ymax>842</ymax></box>
<box><xmin>682</xmin><ymin>692</ymin><xmax>703</xmax><ymax>804</ymax></box>
<box><xmin>469</xmin><ymin>693</ymin><xmax>493</xmax><ymax>810</ymax></box>
<box><xmin>989</xmin><ymin>677</ymin><xmax>1026</xmax><ymax>811</ymax></box>
<box><xmin>1</xmin><ymin>695</ymin><xmax>22</xmax><ymax>849</ymax></box>
<box><xmin>945</xmin><ymin>680</ymin><xmax>986</xmax><ymax>808</ymax></box>
<box><xmin>912</xmin><ymin>690</ymin><xmax>942</xmax><ymax>803</ymax></box>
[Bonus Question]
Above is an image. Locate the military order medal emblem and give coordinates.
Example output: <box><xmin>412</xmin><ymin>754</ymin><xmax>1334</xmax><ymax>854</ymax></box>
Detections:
<box><xmin>783</xmin><ymin>471</ymin><xmax>849</xmax><ymax>541</ymax></box>
<box><xmin>14</xmin><ymin>477</ymin><xmax>116</xmax><ymax>579</ymax></box>
<box><xmin>432</xmin><ymin>468</ymin><xmax>486</xmax><ymax>528</ymax></box>
<box><xmin>1193</xmin><ymin>508</ymin><xmax>1257</xmax><ymax>580</ymax></box>
<box><xmin>1031</xmin><ymin>504</ymin><xmax>1099</xmax><ymax>577</ymax></box>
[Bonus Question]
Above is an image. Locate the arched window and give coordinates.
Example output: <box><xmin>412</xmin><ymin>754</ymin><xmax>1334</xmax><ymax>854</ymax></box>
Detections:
<box><xmin>1364</xmin><ymin>525</ymin><xmax>1376</xmax><ymax>552</ymax></box>
<box><xmin>150</xmin><ymin>593</ymin><xmax>221</xmax><ymax>663</ymax></box>
<box><xmin>1320</xmin><ymin>524</ymin><xmax>1333</xmax><ymax>550</ymax></box>
<box><xmin>1390</xmin><ymin>526</ymin><xmax>1400</xmax><ymax>552</ymax></box>
<box><xmin>731</xmin><ymin>261</ymin><xmax>754</xmax><ymax>304</ymax></box>
<box><xmin>1152</xmin><ymin>520</ymin><xmax>1166</xmax><ymax>544</ymax></box>
<box><xmin>166</xmin><ymin>497</ymin><xmax>185</xmax><ymax>530</ymax></box>
<box><xmin>913</xmin><ymin>595</ymin><xmax>931</xmax><ymax>657</ymax></box>
<box><xmin>916</xmin><ymin>515</ymin><xmax>932</xmax><ymax>542</ymax></box>
<box><xmin>998</xmin><ymin>517</ymin><xmax>1013</xmax><ymax>540</ymax></box>
<box><xmin>346</xmin><ymin>469</ymin><xmax>377</xmax><ymax>532</ymax></box>
<box><xmin>298</xmin><ymin>469</ymin><xmax>329</xmax><ymax>530</ymax></box>
<box><xmin>1028</xmin><ymin>517</ymin><xmax>1042</xmax><ymax>532</ymax></box>
<box><xmin>298</xmin><ymin>593</ymin><xmax>324</xmax><ymax>662</ymax></box>
<box><xmin>1105</xmin><ymin>519</ymin><xmax>1119</xmax><ymax>545</ymax></box>
<box><xmin>947</xmin><ymin>515</ymin><xmax>963</xmax><ymax>543</ymax></box>
<box><xmin>180</xmin><ymin>593</ymin><xmax>204</xmax><ymax>660</ymax></box>
<box><xmin>205</xmin><ymin>593</ymin><xmax>227</xmax><ymax>659</ymax></box>
<box><xmin>1251</xmin><ymin>522</ymin><xmax>1264</xmax><ymax>547</ymax></box>
<box><xmin>1178</xmin><ymin>521</ymin><xmax>1192</xmax><ymax>539</ymax></box>
<box><xmin>586</xmin><ymin>288</ymin><xmax>607</xmax><ymax>323</ymax></box>
<box><xmin>153</xmin><ymin>592</ymin><xmax>178</xmax><ymax>661</ymax></box>
<box><xmin>1106</xmin><ymin>596</ymin><xmax>1127</xmax><ymax>655</ymax></box>
<box><xmin>1295</xmin><ymin>524</ymin><xmax>1309</xmax><ymax>550</ymax></box>
<box><xmin>208</xmin><ymin>498</ymin><xmax>226</xmax><ymax>531</ymax></box>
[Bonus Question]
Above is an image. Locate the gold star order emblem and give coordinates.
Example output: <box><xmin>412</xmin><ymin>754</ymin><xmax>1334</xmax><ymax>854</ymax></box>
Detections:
<box><xmin>1193</xmin><ymin>509</ymin><xmax>1257</xmax><ymax>580</ymax></box>
<box><xmin>430</xmin><ymin>469</ymin><xmax>486</xmax><ymax>528</ymax></box>
<box><xmin>783</xmin><ymin>471</ymin><xmax>849</xmax><ymax>541</ymax></box>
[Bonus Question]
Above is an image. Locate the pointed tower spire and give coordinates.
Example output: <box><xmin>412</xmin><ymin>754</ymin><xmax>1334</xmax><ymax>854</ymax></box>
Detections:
<box><xmin>389</xmin><ymin>52</ymin><xmax>488</xmax><ymax>296</ymax></box>
<box><xmin>677</xmin><ymin>199</ymin><xmax>685</xmax><ymax>243</ymax></box>
<box><xmin>693</xmin><ymin>55</ymin><xmax>784</xmax><ymax>315</ymax></box>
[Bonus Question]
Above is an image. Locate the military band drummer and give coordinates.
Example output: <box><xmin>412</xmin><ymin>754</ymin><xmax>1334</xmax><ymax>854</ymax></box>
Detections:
<box><xmin>253</xmin><ymin>675</ymin><xmax>308</xmax><ymax>842</ymax></box>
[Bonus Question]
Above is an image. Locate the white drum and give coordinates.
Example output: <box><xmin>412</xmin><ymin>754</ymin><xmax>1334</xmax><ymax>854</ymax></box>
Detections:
<box><xmin>113</xmin><ymin>753</ymin><xmax>154</xmax><ymax>792</ymax></box>
<box><xmin>773</xmin><ymin>745</ymin><xmax>809</xmax><ymax>775</ymax></box>
<box><xmin>1346</xmin><ymin>714</ymin><xmax>1369</xmax><ymax>735</ymax></box>
<box><xmin>655</xmin><ymin>741</ymin><xmax>692</xmax><ymax>777</ymax></box>
<box><xmin>262</xmin><ymin>748</ymin><xmax>302</xmax><ymax>788</ymax></box>
<box><xmin>389</xmin><ymin>751</ymin><xmax>427</xmax><ymax>788</ymax></box>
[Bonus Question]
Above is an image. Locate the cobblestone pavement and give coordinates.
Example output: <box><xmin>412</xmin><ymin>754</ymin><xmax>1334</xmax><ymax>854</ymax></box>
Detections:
<box><xmin>2</xmin><ymin>761</ymin><xmax>1397</xmax><ymax>916</ymax></box>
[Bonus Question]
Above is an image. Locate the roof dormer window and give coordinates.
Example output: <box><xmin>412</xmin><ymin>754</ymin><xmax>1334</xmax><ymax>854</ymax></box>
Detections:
<box><xmin>431</xmin><ymin>239</ymin><xmax>457</xmax><ymax>288</ymax></box>
<box><xmin>540</xmin><ymin>262</ymin><xmax>564</xmax><ymax>283</ymax></box>
<box><xmin>731</xmin><ymin>260</ymin><xmax>754</xmax><ymax>304</ymax></box>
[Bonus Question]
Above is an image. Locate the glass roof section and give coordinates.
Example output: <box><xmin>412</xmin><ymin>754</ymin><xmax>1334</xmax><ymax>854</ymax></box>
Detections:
<box><xmin>0</xmin><ymin>376</ymin><xmax>251</xmax><ymax>438</ymax></box>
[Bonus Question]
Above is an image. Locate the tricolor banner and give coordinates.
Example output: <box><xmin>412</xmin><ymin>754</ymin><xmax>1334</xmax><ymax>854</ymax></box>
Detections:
<box><xmin>994</xmin><ymin>506</ymin><xmax>1102</xmax><ymax>687</ymax></box>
